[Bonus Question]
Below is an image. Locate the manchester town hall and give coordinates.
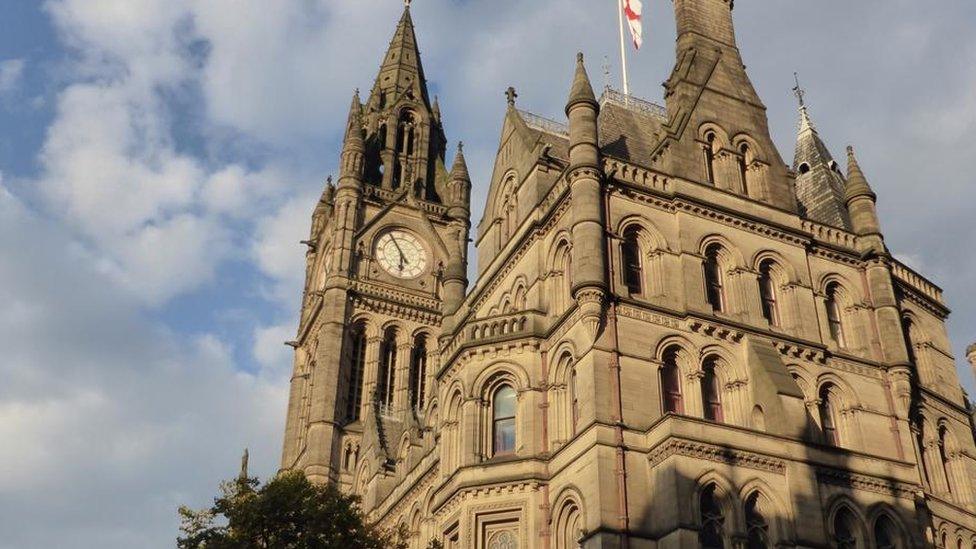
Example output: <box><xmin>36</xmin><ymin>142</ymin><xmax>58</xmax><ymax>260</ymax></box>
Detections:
<box><xmin>280</xmin><ymin>1</ymin><xmax>976</xmax><ymax>547</ymax></box>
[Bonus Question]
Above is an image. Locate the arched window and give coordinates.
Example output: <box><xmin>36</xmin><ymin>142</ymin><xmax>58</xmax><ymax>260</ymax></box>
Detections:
<box><xmin>492</xmin><ymin>385</ymin><xmax>517</xmax><ymax>456</ymax></box>
<box><xmin>832</xmin><ymin>508</ymin><xmax>860</xmax><ymax>549</ymax></box>
<box><xmin>874</xmin><ymin>515</ymin><xmax>898</xmax><ymax>549</ymax></box>
<box><xmin>938</xmin><ymin>426</ymin><xmax>953</xmax><ymax>495</ymax></box>
<box><xmin>394</xmin><ymin>111</ymin><xmax>417</xmax><ymax>191</ymax></box>
<box><xmin>661</xmin><ymin>348</ymin><xmax>683</xmax><ymax>414</ymax></box>
<box><xmin>745</xmin><ymin>493</ymin><xmax>770</xmax><ymax>549</ymax></box>
<box><xmin>554</xmin><ymin>500</ymin><xmax>582</xmax><ymax>549</ymax></box>
<box><xmin>704</xmin><ymin>244</ymin><xmax>725</xmax><ymax>312</ymax></box>
<box><xmin>699</xmin><ymin>485</ymin><xmax>725</xmax><ymax>549</ymax></box>
<box><xmin>345</xmin><ymin>324</ymin><xmax>367</xmax><ymax>421</ymax></box>
<box><xmin>704</xmin><ymin>132</ymin><xmax>717</xmax><ymax>185</ymax></box>
<box><xmin>701</xmin><ymin>358</ymin><xmax>723</xmax><ymax>423</ymax></box>
<box><xmin>819</xmin><ymin>384</ymin><xmax>840</xmax><ymax>447</ymax></box>
<box><xmin>825</xmin><ymin>282</ymin><xmax>846</xmax><ymax>348</ymax></box>
<box><xmin>622</xmin><ymin>226</ymin><xmax>643</xmax><ymax>295</ymax></box>
<box><xmin>409</xmin><ymin>334</ymin><xmax>428</xmax><ymax>411</ymax></box>
<box><xmin>570</xmin><ymin>367</ymin><xmax>580</xmax><ymax>434</ymax></box>
<box><xmin>738</xmin><ymin>143</ymin><xmax>750</xmax><ymax>192</ymax></box>
<box><xmin>758</xmin><ymin>260</ymin><xmax>780</xmax><ymax>327</ymax></box>
<box><xmin>901</xmin><ymin>317</ymin><xmax>918</xmax><ymax>364</ymax></box>
<box><xmin>551</xmin><ymin>242</ymin><xmax>572</xmax><ymax>316</ymax></box>
<box><xmin>378</xmin><ymin>328</ymin><xmax>398</xmax><ymax>409</ymax></box>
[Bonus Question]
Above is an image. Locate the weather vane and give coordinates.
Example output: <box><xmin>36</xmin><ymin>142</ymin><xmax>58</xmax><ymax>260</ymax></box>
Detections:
<box><xmin>792</xmin><ymin>72</ymin><xmax>806</xmax><ymax>107</ymax></box>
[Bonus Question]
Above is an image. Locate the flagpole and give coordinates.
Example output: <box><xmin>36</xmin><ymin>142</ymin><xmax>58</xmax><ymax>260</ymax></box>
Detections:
<box><xmin>617</xmin><ymin>0</ymin><xmax>630</xmax><ymax>95</ymax></box>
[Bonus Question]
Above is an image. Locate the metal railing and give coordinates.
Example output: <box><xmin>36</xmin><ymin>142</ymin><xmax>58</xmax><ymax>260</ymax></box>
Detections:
<box><xmin>599</xmin><ymin>87</ymin><xmax>668</xmax><ymax>120</ymax></box>
<box><xmin>517</xmin><ymin>109</ymin><xmax>569</xmax><ymax>137</ymax></box>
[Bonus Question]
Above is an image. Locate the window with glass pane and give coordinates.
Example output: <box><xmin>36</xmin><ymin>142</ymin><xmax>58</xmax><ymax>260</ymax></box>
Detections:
<box><xmin>874</xmin><ymin>516</ymin><xmax>898</xmax><ymax>549</ymax></box>
<box><xmin>409</xmin><ymin>335</ymin><xmax>427</xmax><ymax>410</ymax></box>
<box><xmin>702</xmin><ymin>359</ymin><xmax>723</xmax><ymax>422</ymax></box>
<box><xmin>378</xmin><ymin>330</ymin><xmax>397</xmax><ymax>408</ymax></box>
<box><xmin>345</xmin><ymin>326</ymin><xmax>367</xmax><ymax>421</ymax></box>
<box><xmin>825</xmin><ymin>283</ymin><xmax>846</xmax><ymax>347</ymax></box>
<box><xmin>622</xmin><ymin>227</ymin><xmax>643</xmax><ymax>295</ymax></box>
<box><xmin>661</xmin><ymin>349</ymin><xmax>683</xmax><ymax>414</ymax></box>
<box><xmin>758</xmin><ymin>260</ymin><xmax>779</xmax><ymax>326</ymax></box>
<box><xmin>704</xmin><ymin>245</ymin><xmax>725</xmax><ymax>312</ymax></box>
<box><xmin>833</xmin><ymin>510</ymin><xmax>858</xmax><ymax>549</ymax></box>
<box><xmin>699</xmin><ymin>485</ymin><xmax>725</xmax><ymax>549</ymax></box>
<box><xmin>745</xmin><ymin>493</ymin><xmax>770</xmax><ymax>549</ymax></box>
<box><xmin>492</xmin><ymin>385</ymin><xmax>517</xmax><ymax>455</ymax></box>
<box><xmin>819</xmin><ymin>385</ymin><xmax>839</xmax><ymax>446</ymax></box>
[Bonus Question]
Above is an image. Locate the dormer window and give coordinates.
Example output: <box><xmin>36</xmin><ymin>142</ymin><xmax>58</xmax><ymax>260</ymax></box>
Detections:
<box><xmin>798</xmin><ymin>162</ymin><xmax>811</xmax><ymax>175</ymax></box>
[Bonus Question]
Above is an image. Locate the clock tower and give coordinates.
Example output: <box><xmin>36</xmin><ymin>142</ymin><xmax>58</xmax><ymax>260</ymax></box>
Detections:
<box><xmin>280</xmin><ymin>4</ymin><xmax>471</xmax><ymax>490</ymax></box>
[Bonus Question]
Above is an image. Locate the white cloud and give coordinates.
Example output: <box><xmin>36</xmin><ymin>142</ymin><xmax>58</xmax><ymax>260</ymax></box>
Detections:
<box><xmin>0</xmin><ymin>59</ymin><xmax>25</xmax><ymax>93</ymax></box>
<box><xmin>0</xmin><ymin>187</ymin><xmax>288</xmax><ymax>549</ymax></box>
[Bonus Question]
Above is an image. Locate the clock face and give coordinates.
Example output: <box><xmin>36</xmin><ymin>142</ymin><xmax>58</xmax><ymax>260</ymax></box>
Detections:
<box><xmin>375</xmin><ymin>230</ymin><xmax>428</xmax><ymax>279</ymax></box>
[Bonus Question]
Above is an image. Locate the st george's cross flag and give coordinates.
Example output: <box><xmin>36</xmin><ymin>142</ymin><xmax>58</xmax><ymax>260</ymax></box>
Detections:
<box><xmin>623</xmin><ymin>0</ymin><xmax>643</xmax><ymax>50</ymax></box>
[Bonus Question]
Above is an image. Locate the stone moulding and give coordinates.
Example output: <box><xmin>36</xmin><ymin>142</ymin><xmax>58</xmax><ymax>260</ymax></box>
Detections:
<box><xmin>816</xmin><ymin>467</ymin><xmax>918</xmax><ymax>500</ymax></box>
<box><xmin>647</xmin><ymin>438</ymin><xmax>787</xmax><ymax>475</ymax></box>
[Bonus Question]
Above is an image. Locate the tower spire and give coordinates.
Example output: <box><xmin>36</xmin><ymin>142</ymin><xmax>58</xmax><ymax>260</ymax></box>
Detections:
<box><xmin>368</xmin><ymin>2</ymin><xmax>430</xmax><ymax>109</ymax></box>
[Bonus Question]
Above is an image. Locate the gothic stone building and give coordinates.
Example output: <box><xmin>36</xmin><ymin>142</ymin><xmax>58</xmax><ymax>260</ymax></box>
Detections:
<box><xmin>280</xmin><ymin>2</ymin><xmax>976</xmax><ymax>547</ymax></box>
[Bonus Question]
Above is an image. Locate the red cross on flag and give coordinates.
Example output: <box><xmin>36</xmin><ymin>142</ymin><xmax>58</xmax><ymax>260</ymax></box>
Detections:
<box><xmin>623</xmin><ymin>0</ymin><xmax>643</xmax><ymax>50</ymax></box>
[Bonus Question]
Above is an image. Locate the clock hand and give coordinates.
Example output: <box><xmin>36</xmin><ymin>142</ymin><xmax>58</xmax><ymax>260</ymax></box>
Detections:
<box><xmin>389</xmin><ymin>236</ymin><xmax>409</xmax><ymax>268</ymax></box>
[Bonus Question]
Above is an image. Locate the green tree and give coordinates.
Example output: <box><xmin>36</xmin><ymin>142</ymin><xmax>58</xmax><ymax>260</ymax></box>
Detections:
<box><xmin>179</xmin><ymin>469</ymin><xmax>439</xmax><ymax>549</ymax></box>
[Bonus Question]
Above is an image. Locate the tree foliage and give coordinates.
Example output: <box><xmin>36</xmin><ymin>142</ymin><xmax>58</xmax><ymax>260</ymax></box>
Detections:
<box><xmin>179</xmin><ymin>470</ymin><xmax>437</xmax><ymax>549</ymax></box>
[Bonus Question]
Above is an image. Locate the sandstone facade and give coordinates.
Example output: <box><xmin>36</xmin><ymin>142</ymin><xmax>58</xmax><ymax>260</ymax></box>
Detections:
<box><xmin>280</xmin><ymin>2</ymin><xmax>976</xmax><ymax>547</ymax></box>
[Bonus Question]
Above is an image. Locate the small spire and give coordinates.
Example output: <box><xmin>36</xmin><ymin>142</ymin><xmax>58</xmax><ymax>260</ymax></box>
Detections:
<box><xmin>432</xmin><ymin>95</ymin><xmax>441</xmax><ymax>121</ymax></box>
<box><xmin>238</xmin><ymin>448</ymin><xmax>249</xmax><ymax>481</ymax></box>
<box><xmin>450</xmin><ymin>141</ymin><xmax>469</xmax><ymax>181</ymax></box>
<box><xmin>343</xmin><ymin>90</ymin><xmax>364</xmax><ymax>145</ymax></box>
<box><xmin>505</xmin><ymin>86</ymin><xmax>518</xmax><ymax>107</ymax></box>
<box><xmin>565</xmin><ymin>52</ymin><xmax>598</xmax><ymax>115</ymax></box>
<box><xmin>845</xmin><ymin>146</ymin><xmax>876</xmax><ymax>203</ymax></box>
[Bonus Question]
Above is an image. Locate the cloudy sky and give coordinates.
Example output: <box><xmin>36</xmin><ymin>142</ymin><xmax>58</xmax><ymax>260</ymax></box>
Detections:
<box><xmin>0</xmin><ymin>1</ymin><xmax>974</xmax><ymax>546</ymax></box>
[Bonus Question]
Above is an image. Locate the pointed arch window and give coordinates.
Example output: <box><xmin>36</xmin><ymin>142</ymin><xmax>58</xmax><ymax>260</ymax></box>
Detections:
<box><xmin>703</xmin><ymin>132</ymin><xmax>717</xmax><ymax>185</ymax></box>
<box><xmin>345</xmin><ymin>324</ymin><xmax>367</xmax><ymax>421</ymax></box>
<box><xmin>832</xmin><ymin>509</ymin><xmax>859</xmax><ymax>549</ymax></box>
<box><xmin>492</xmin><ymin>385</ymin><xmax>517</xmax><ymax>456</ymax></box>
<box><xmin>704</xmin><ymin>244</ymin><xmax>725</xmax><ymax>313</ymax></box>
<box><xmin>622</xmin><ymin>226</ymin><xmax>643</xmax><ymax>295</ymax></box>
<box><xmin>699</xmin><ymin>485</ymin><xmax>725</xmax><ymax>549</ymax></box>
<box><xmin>738</xmin><ymin>142</ymin><xmax>750</xmax><ymax>193</ymax></box>
<box><xmin>745</xmin><ymin>493</ymin><xmax>770</xmax><ymax>549</ymax></box>
<box><xmin>661</xmin><ymin>348</ymin><xmax>683</xmax><ymax>414</ymax></box>
<box><xmin>938</xmin><ymin>426</ymin><xmax>953</xmax><ymax>495</ymax></box>
<box><xmin>874</xmin><ymin>516</ymin><xmax>898</xmax><ymax>549</ymax></box>
<box><xmin>378</xmin><ymin>328</ymin><xmax>398</xmax><ymax>409</ymax></box>
<box><xmin>570</xmin><ymin>366</ymin><xmax>580</xmax><ymax>434</ymax></box>
<box><xmin>758</xmin><ymin>260</ymin><xmax>780</xmax><ymax>326</ymax></box>
<box><xmin>819</xmin><ymin>384</ymin><xmax>840</xmax><ymax>447</ymax></box>
<box><xmin>393</xmin><ymin>110</ymin><xmax>417</xmax><ymax>191</ymax></box>
<box><xmin>409</xmin><ymin>334</ymin><xmax>428</xmax><ymax>411</ymax></box>
<box><xmin>701</xmin><ymin>358</ymin><xmax>723</xmax><ymax>423</ymax></box>
<box><xmin>825</xmin><ymin>282</ymin><xmax>846</xmax><ymax>348</ymax></box>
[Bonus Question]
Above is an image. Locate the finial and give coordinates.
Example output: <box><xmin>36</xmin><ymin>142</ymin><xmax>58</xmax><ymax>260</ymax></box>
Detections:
<box><xmin>505</xmin><ymin>86</ymin><xmax>517</xmax><ymax>106</ymax></box>
<box><xmin>792</xmin><ymin>72</ymin><xmax>806</xmax><ymax>108</ymax></box>
<box><xmin>457</xmin><ymin>141</ymin><xmax>464</xmax><ymax>152</ymax></box>
<box><xmin>577</xmin><ymin>52</ymin><xmax>585</xmax><ymax>64</ymax></box>
<box><xmin>239</xmin><ymin>448</ymin><xmax>249</xmax><ymax>480</ymax></box>
<box><xmin>326</xmin><ymin>175</ymin><xmax>333</xmax><ymax>187</ymax></box>
<box><xmin>602</xmin><ymin>55</ymin><xmax>611</xmax><ymax>91</ymax></box>
<box><xmin>404</xmin><ymin>0</ymin><xmax>411</xmax><ymax>7</ymax></box>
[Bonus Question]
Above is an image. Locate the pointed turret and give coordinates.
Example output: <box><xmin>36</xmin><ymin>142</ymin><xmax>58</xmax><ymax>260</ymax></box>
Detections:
<box><xmin>447</xmin><ymin>142</ymin><xmax>471</xmax><ymax>219</ymax></box>
<box><xmin>844</xmin><ymin>146</ymin><xmax>877</xmax><ymax>203</ymax></box>
<box><xmin>565</xmin><ymin>53</ymin><xmax>606</xmax><ymax>338</ymax></box>
<box><xmin>845</xmin><ymin>146</ymin><xmax>884</xmax><ymax>254</ymax></box>
<box><xmin>565</xmin><ymin>52</ymin><xmax>598</xmax><ymax>115</ymax></box>
<box><xmin>338</xmin><ymin>90</ymin><xmax>366</xmax><ymax>191</ymax></box>
<box><xmin>791</xmin><ymin>81</ymin><xmax>851</xmax><ymax>229</ymax></box>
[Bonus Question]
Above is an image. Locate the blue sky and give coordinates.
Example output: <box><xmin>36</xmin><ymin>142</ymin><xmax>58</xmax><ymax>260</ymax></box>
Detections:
<box><xmin>0</xmin><ymin>1</ymin><xmax>974</xmax><ymax>547</ymax></box>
